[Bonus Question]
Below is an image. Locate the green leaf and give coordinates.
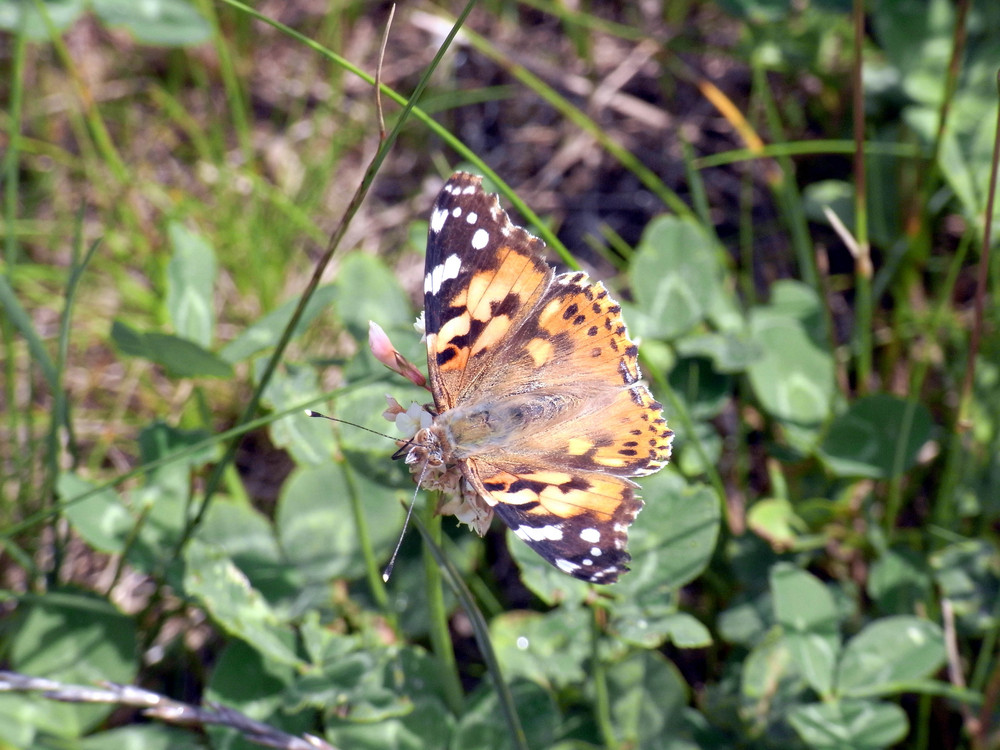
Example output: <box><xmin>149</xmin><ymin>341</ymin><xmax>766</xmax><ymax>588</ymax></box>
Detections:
<box><xmin>674</xmin><ymin>332</ymin><xmax>762</xmax><ymax>374</ymax></box>
<box><xmin>333</xmin><ymin>252</ymin><xmax>414</xmax><ymax>341</ymax></box>
<box><xmin>868</xmin><ymin>548</ymin><xmax>933</xmax><ymax>616</ymax></box>
<box><xmin>205</xmin><ymin>639</ymin><xmax>314</xmax><ymax>750</ymax></box>
<box><xmin>111</xmin><ymin>321</ymin><xmax>233</xmax><ymax>378</ymax></box>
<box><xmin>836</xmin><ymin>616</ymin><xmax>946</xmax><ymax>697</ymax></box>
<box><xmin>619</xmin><ymin>471</ymin><xmax>721</xmax><ymax>592</ymax></box>
<box><xmin>631</xmin><ymin>215</ymin><xmax>722</xmax><ymax>339</ymax></box>
<box><xmin>325</xmin><ymin>696</ymin><xmax>452</xmax><ymax>749</ymax></box>
<box><xmin>0</xmin><ymin>0</ymin><xmax>85</xmax><ymax>38</ymax></box>
<box><xmin>718</xmin><ymin>591</ymin><xmax>773</xmax><ymax>647</ymax></box>
<box><xmin>0</xmin><ymin>590</ymin><xmax>137</xmax><ymax>739</ymax></box>
<box><xmin>748</xmin><ymin>497</ymin><xmax>806</xmax><ymax>550</ymax></box>
<box><xmin>607</xmin><ymin>651</ymin><xmax>688</xmax><ymax>748</ymax></box>
<box><xmin>219</xmin><ymin>285</ymin><xmax>339</xmax><ymax>363</ymax></box>
<box><xmin>667</xmin><ymin>356</ymin><xmax>733</xmax><ymax>420</ymax></box>
<box><xmin>747</xmin><ymin>282</ymin><xmax>834</xmax><ymax>427</ymax></box>
<box><xmin>489</xmin><ymin>607</ymin><xmax>590</xmax><ymax>689</ymax></box>
<box><xmin>79</xmin><ymin>725</ymin><xmax>205</xmax><ymax>750</ymax></box>
<box><xmin>818</xmin><ymin>394</ymin><xmax>933</xmax><ymax>479</ymax></box>
<box><xmin>771</xmin><ymin>564</ymin><xmax>840</xmax><ymax>697</ymax></box>
<box><xmin>275</xmin><ymin>463</ymin><xmax>406</xmax><ymax>588</ymax></box>
<box><xmin>452</xmin><ymin>680</ymin><xmax>558</xmax><ymax>750</ymax></box>
<box><xmin>930</xmin><ymin>540</ymin><xmax>1000</xmax><ymax>633</ymax></box>
<box><xmin>788</xmin><ymin>699</ymin><xmax>908</xmax><ymax>750</ymax></box>
<box><xmin>182</xmin><ymin>540</ymin><xmax>304</xmax><ymax>668</ymax></box>
<box><xmin>58</xmin><ymin>472</ymin><xmax>134</xmax><ymax>554</ymax></box>
<box><xmin>195</xmin><ymin>498</ymin><xmax>299</xmax><ymax>606</ymax></box>
<box><xmin>91</xmin><ymin>0</ymin><xmax>211</xmax><ymax>45</ymax></box>
<box><xmin>258</xmin><ymin>362</ymin><xmax>337</xmax><ymax>467</ymax></box>
<box><xmin>165</xmin><ymin>222</ymin><xmax>217</xmax><ymax>347</ymax></box>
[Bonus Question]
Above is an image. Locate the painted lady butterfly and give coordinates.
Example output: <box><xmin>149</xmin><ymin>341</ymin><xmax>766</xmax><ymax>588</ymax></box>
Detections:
<box><xmin>393</xmin><ymin>172</ymin><xmax>672</xmax><ymax>583</ymax></box>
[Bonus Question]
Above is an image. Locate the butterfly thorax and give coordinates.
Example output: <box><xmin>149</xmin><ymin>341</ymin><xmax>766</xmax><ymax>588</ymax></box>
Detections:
<box><xmin>432</xmin><ymin>391</ymin><xmax>576</xmax><ymax>460</ymax></box>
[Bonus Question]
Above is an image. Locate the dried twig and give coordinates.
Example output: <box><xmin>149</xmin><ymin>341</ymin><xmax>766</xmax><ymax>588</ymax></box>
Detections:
<box><xmin>0</xmin><ymin>671</ymin><xmax>336</xmax><ymax>750</ymax></box>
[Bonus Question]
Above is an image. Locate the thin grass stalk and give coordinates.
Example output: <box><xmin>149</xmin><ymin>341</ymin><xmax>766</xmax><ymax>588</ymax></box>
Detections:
<box><xmin>590</xmin><ymin>606</ymin><xmax>617</xmax><ymax>749</ymax></box>
<box><xmin>750</xmin><ymin>64</ymin><xmax>818</xmax><ymax>290</ymax></box>
<box><xmin>957</xmin><ymin>72</ymin><xmax>1000</xmax><ymax>428</ymax></box>
<box><xmin>905</xmin><ymin>232</ymin><xmax>970</xmax><ymax>533</ymax></box>
<box><xmin>31</xmin><ymin>0</ymin><xmax>127</xmax><ymax>183</ymax></box>
<box><xmin>198</xmin><ymin>0</ymin><xmax>254</xmax><ymax>164</ymax></box>
<box><xmin>1</xmin><ymin>23</ymin><xmax>27</xmax><ymax>512</ymax></box>
<box><xmin>419</xmin><ymin>496</ymin><xmax>464</xmax><ymax>715</ymax></box>
<box><xmin>851</xmin><ymin>0</ymin><xmax>872</xmax><ymax>395</ymax></box>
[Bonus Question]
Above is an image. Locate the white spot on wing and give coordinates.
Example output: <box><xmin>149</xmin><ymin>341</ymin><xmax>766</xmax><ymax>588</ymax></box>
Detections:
<box><xmin>452</xmin><ymin>207</ymin><xmax>462</xmax><ymax>218</ymax></box>
<box><xmin>590</xmin><ymin>547</ymin><xmax>602</xmax><ymax>557</ymax></box>
<box><xmin>556</xmin><ymin>559</ymin><xmax>581</xmax><ymax>574</ymax></box>
<box><xmin>516</xmin><ymin>524</ymin><xmax>563</xmax><ymax>542</ymax></box>
<box><xmin>471</xmin><ymin>228</ymin><xmax>490</xmax><ymax>250</ymax></box>
<box><xmin>430</xmin><ymin>207</ymin><xmax>448</xmax><ymax>233</ymax></box>
<box><xmin>424</xmin><ymin>253</ymin><xmax>462</xmax><ymax>294</ymax></box>
<box><xmin>466</xmin><ymin>212</ymin><xmax>478</xmax><ymax>224</ymax></box>
<box><xmin>580</xmin><ymin>528</ymin><xmax>601</xmax><ymax>543</ymax></box>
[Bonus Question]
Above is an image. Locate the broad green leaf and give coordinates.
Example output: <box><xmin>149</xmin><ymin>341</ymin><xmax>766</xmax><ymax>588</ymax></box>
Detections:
<box><xmin>489</xmin><ymin>607</ymin><xmax>590</xmax><ymax>689</ymax></box>
<box><xmin>748</xmin><ymin>497</ymin><xmax>806</xmax><ymax>550</ymax></box>
<box><xmin>92</xmin><ymin>0</ymin><xmax>211</xmax><ymax>45</ymax></box>
<box><xmin>275</xmin><ymin>463</ymin><xmax>405</xmax><ymax>588</ymax></box>
<box><xmin>166</xmin><ymin>222</ymin><xmax>216</xmax><ymax>347</ymax></box>
<box><xmin>183</xmin><ymin>540</ymin><xmax>303</xmax><ymax>668</ymax></box>
<box><xmin>257</xmin><ymin>362</ymin><xmax>337</xmax><ymax>467</ymax></box>
<box><xmin>836</xmin><ymin>616</ymin><xmax>945</xmax><ymax>697</ymax></box>
<box><xmin>452</xmin><ymin>680</ymin><xmax>558</xmax><ymax>750</ymax></box>
<box><xmin>741</xmin><ymin>632</ymin><xmax>807</xmax><ymax>729</ymax></box>
<box><xmin>195</xmin><ymin>499</ymin><xmax>298</xmax><ymax>607</ymax></box>
<box><xmin>718</xmin><ymin>591</ymin><xmax>773</xmax><ymax>647</ymax></box>
<box><xmin>326</xmin><ymin>697</ymin><xmax>451</xmax><ymax>750</ymax></box>
<box><xmin>0</xmin><ymin>0</ymin><xmax>85</xmax><ymax>38</ymax></box>
<box><xmin>608</xmin><ymin>651</ymin><xmax>688</xmax><ymax>748</ymax></box>
<box><xmin>58</xmin><ymin>472</ymin><xmax>133</xmax><ymax>554</ymax></box>
<box><xmin>771</xmin><ymin>564</ymin><xmax>840</xmax><ymax>697</ymax></box>
<box><xmin>788</xmin><ymin>699</ymin><xmax>908</xmax><ymax>750</ymax></box>
<box><xmin>333</xmin><ymin>252</ymin><xmax>414</xmax><ymax>341</ymax></box>
<box><xmin>0</xmin><ymin>590</ymin><xmax>137</xmax><ymax>739</ymax></box>
<box><xmin>631</xmin><ymin>215</ymin><xmax>722</xmax><ymax>339</ymax></box>
<box><xmin>746</xmin><ymin>282</ymin><xmax>834</xmax><ymax>427</ymax></box>
<box><xmin>868</xmin><ymin>548</ymin><xmax>933</xmax><ymax>616</ymax></box>
<box><xmin>818</xmin><ymin>394</ymin><xmax>933</xmax><ymax>479</ymax></box>
<box><xmin>674</xmin><ymin>333</ymin><xmax>762</xmax><ymax>374</ymax></box>
<box><xmin>667</xmin><ymin>356</ymin><xmax>733</xmax><ymax>420</ymax></box>
<box><xmin>219</xmin><ymin>284</ymin><xmax>339</xmax><ymax>363</ymax></box>
<box><xmin>111</xmin><ymin>321</ymin><xmax>233</xmax><ymax>378</ymax></box>
<box><xmin>618</xmin><ymin>471</ymin><xmax>721</xmax><ymax>593</ymax></box>
<box><xmin>614</xmin><ymin>608</ymin><xmax>712</xmax><ymax>649</ymax></box>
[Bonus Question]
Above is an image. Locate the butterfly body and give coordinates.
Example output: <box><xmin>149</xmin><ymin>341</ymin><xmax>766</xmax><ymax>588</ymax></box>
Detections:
<box><xmin>410</xmin><ymin>172</ymin><xmax>672</xmax><ymax>583</ymax></box>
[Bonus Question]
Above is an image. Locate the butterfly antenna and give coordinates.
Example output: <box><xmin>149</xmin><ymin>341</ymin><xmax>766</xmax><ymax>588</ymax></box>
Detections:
<box><xmin>305</xmin><ymin>409</ymin><xmax>407</xmax><ymax>443</ymax></box>
<box><xmin>381</xmin><ymin>462</ymin><xmax>431</xmax><ymax>582</ymax></box>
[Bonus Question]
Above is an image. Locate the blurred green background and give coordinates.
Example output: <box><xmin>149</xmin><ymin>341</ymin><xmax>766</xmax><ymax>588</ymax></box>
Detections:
<box><xmin>1</xmin><ymin>0</ymin><xmax>997</xmax><ymax>748</ymax></box>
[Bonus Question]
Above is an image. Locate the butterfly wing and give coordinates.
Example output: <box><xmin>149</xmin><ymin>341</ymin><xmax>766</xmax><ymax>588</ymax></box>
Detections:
<box><xmin>423</xmin><ymin>173</ymin><xmax>553</xmax><ymax>412</ymax></box>
<box><xmin>421</xmin><ymin>172</ymin><xmax>672</xmax><ymax>583</ymax></box>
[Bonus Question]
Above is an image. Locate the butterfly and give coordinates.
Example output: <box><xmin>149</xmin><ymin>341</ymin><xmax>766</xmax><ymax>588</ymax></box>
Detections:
<box><xmin>394</xmin><ymin>172</ymin><xmax>672</xmax><ymax>583</ymax></box>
